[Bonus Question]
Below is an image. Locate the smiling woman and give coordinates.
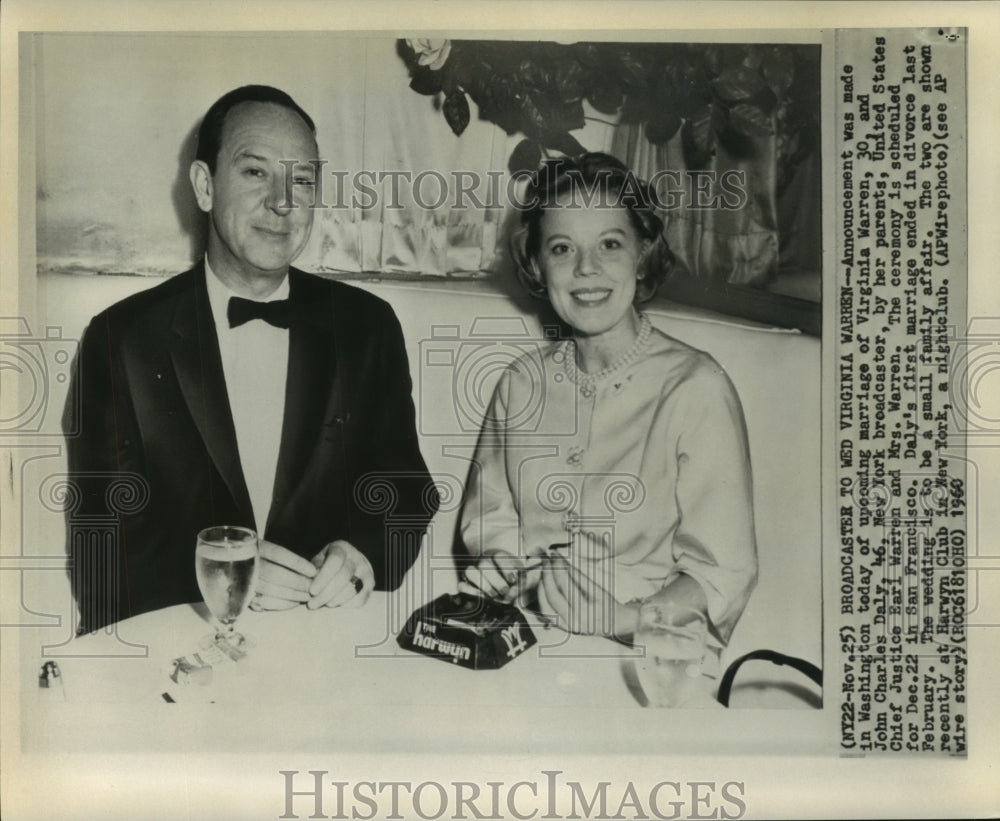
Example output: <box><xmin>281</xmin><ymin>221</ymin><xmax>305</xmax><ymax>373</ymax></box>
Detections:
<box><xmin>458</xmin><ymin>153</ymin><xmax>758</xmax><ymax>696</ymax></box>
<box><xmin>535</xmin><ymin>202</ymin><xmax>646</xmax><ymax>345</ymax></box>
<box><xmin>516</xmin><ymin>154</ymin><xmax>670</xmax><ymax>368</ymax></box>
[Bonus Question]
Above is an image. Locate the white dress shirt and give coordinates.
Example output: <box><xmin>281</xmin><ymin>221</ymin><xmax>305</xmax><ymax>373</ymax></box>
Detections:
<box><xmin>205</xmin><ymin>259</ymin><xmax>290</xmax><ymax>533</ymax></box>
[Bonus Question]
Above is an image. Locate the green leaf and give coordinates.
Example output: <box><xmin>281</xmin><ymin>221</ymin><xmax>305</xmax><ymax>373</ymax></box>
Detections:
<box><xmin>741</xmin><ymin>46</ymin><xmax>765</xmax><ymax>71</ymax></box>
<box><xmin>729</xmin><ymin>102</ymin><xmax>774</xmax><ymax>136</ymax></box>
<box><xmin>441</xmin><ymin>71</ymin><xmax>460</xmax><ymax>96</ymax></box>
<box><xmin>409</xmin><ymin>70</ymin><xmax>443</xmax><ymax>96</ymax></box>
<box><xmin>703</xmin><ymin>44</ymin><xmax>722</xmax><ymax>75</ymax></box>
<box><xmin>472</xmin><ymin>80</ymin><xmax>522</xmax><ymax>134</ymax></box>
<box><xmin>519</xmin><ymin>95</ymin><xmax>548</xmax><ymax>137</ymax></box>
<box><xmin>443</xmin><ymin>91</ymin><xmax>471</xmax><ymax>136</ymax></box>
<box><xmin>508</xmin><ymin>138</ymin><xmax>543</xmax><ymax>175</ymax></box>
<box><xmin>717</xmin><ymin>127</ymin><xmax>758</xmax><ymax>160</ymax></box>
<box><xmin>538</xmin><ymin>95</ymin><xmax>586</xmax><ymax>133</ymax></box>
<box><xmin>762</xmin><ymin>48</ymin><xmax>795</xmax><ymax>96</ymax></box>
<box><xmin>718</xmin><ymin>43</ymin><xmax>748</xmax><ymax>71</ymax></box>
<box><xmin>645</xmin><ymin>110</ymin><xmax>682</xmax><ymax>143</ymax></box>
<box><xmin>712</xmin><ymin>66</ymin><xmax>766</xmax><ymax>101</ymax></box>
<box><xmin>572</xmin><ymin>42</ymin><xmax>604</xmax><ymax>68</ymax></box>
<box><xmin>541</xmin><ymin>130</ymin><xmax>585</xmax><ymax>158</ymax></box>
<box><xmin>587</xmin><ymin>83</ymin><xmax>623</xmax><ymax>115</ymax></box>
<box><xmin>615</xmin><ymin>47</ymin><xmax>651</xmax><ymax>88</ymax></box>
<box><xmin>548</xmin><ymin>57</ymin><xmax>586</xmax><ymax>104</ymax></box>
<box><xmin>396</xmin><ymin>38</ymin><xmax>420</xmax><ymax>70</ymax></box>
<box><xmin>688</xmin><ymin>103</ymin><xmax>718</xmax><ymax>157</ymax></box>
<box><xmin>681</xmin><ymin>119</ymin><xmax>712</xmax><ymax>169</ymax></box>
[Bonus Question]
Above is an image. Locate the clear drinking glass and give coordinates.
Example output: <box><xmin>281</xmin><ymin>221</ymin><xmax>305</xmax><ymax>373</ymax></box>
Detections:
<box><xmin>195</xmin><ymin>525</ymin><xmax>259</xmax><ymax>649</ymax></box>
<box><xmin>634</xmin><ymin>601</ymin><xmax>708</xmax><ymax>708</ymax></box>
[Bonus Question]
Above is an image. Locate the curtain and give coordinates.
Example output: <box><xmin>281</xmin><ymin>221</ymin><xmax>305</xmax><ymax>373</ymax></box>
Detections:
<box><xmin>303</xmin><ymin>41</ymin><xmax>508</xmax><ymax>278</ymax></box>
<box><xmin>613</xmin><ymin>123</ymin><xmax>777</xmax><ymax>287</ymax></box>
<box><xmin>611</xmin><ymin>118</ymin><xmax>821</xmax><ymax>296</ymax></box>
<box><xmin>33</xmin><ymin>34</ymin><xmax>509</xmax><ymax>280</ymax></box>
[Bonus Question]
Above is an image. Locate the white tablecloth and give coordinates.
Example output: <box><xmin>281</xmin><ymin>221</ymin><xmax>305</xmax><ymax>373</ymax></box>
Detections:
<box><xmin>23</xmin><ymin>593</ymin><xmax>821</xmax><ymax>755</ymax></box>
<box><xmin>36</xmin><ymin>594</ymin><xmax>712</xmax><ymax>706</ymax></box>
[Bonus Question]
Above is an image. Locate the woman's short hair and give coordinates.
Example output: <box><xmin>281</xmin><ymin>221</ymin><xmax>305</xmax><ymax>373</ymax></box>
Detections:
<box><xmin>196</xmin><ymin>85</ymin><xmax>316</xmax><ymax>173</ymax></box>
<box><xmin>511</xmin><ymin>152</ymin><xmax>673</xmax><ymax>303</ymax></box>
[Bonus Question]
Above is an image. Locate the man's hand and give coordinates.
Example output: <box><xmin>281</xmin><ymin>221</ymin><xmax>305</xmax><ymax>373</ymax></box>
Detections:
<box><xmin>252</xmin><ymin>539</ymin><xmax>319</xmax><ymax>611</ymax></box>
<box><xmin>307</xmin><ymin>540</ymin><xmax>375</xmax><ymax>609</ymax></box>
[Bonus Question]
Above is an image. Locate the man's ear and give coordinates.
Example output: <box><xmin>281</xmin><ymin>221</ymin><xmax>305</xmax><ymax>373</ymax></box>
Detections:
<box><xmin>189</xmin><ymin>160</ymin><xmax>213</xmax><ymax>213</ymax></box>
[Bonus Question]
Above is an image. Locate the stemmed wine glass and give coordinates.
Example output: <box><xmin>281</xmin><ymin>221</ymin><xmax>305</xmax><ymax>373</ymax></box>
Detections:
<box><xmin>195</xmin><ymin>525</ymin><xmax>259</xmax><ymax>649</ymax></box>
<box><xmin>634</xmin><ymin>601</ymin><xmax>709</xmax><ymax>708</ymax></box>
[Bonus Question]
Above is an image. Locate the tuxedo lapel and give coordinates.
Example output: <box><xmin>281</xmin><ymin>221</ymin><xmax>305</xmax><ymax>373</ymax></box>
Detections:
<box><xmin>167</xmin><ymin>264</ymin><xmax>254</xmax><ymax>523</ymax></box>
<box><xmin>267</xmin><ymin>269</ymin><xmax>342</xmax><ymax>532</ymax></box>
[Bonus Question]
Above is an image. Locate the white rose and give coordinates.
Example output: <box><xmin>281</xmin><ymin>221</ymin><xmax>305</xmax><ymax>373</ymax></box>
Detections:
<box><xmin>406</xmin><ymin>38</ymin><xmax>452</xmax><ymax>71</ymax></box>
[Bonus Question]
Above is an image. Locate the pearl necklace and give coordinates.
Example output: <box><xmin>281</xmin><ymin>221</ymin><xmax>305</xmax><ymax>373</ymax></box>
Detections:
<box><xmin>559</xmin><ymin>313</ymin><xmax>653</xmax><ymax>399</ymax></box>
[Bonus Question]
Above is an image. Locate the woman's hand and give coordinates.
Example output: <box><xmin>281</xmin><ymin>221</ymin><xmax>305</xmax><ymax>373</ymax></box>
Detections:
<box><xmin>539</xmin><ymin>550</ymin><xmax>639</xmax><ymax>640</ymax></box>
<box><xmin>458</xmin><ymin>548</ymin><xmax>534</xmax><ymax>604</ymax></box>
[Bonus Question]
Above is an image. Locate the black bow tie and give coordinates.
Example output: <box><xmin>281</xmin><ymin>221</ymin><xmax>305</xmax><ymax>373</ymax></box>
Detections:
<box><xmin>227</xmin><ymin>296</ymin><xmax>292</xmax><ymax>329</ymax></box>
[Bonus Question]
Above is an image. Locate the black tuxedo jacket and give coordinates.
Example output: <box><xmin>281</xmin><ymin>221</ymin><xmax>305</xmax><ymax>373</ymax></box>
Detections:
<box><xmin>66</xmin><ymin>264</ymin><xmax>438</xmax><ymax>632</ymax></box>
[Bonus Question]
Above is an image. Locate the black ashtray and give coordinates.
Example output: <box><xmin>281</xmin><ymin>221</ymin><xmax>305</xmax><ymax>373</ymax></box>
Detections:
<box><xmin>397</xmin><ymin>593</ymin><xmax>537</xmax><ymax>669</ymax></box>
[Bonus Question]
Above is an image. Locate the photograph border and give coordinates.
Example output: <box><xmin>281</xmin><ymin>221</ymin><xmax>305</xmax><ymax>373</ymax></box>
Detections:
<box><xmin>2</xmin><ymin>2</ymin><xmax>998</xmax><ymax>820</ymax></box>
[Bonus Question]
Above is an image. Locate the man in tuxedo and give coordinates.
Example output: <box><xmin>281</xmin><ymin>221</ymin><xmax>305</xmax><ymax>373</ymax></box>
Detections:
<box><xmin>66</xmin><ymin>85</ymin><xmax>438</xmax><ymax>633</ymax></box>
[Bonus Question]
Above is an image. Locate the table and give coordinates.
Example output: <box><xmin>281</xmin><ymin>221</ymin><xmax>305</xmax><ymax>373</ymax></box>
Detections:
<box><xmin>35</xmin><ymin>594</ymin><xmax>718</xmax><ymax>705</ymax></box>
<box><xmin>24</xmin><ymin>593</ymin><xmax>822</xmax><ymax>755</ymax></box>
